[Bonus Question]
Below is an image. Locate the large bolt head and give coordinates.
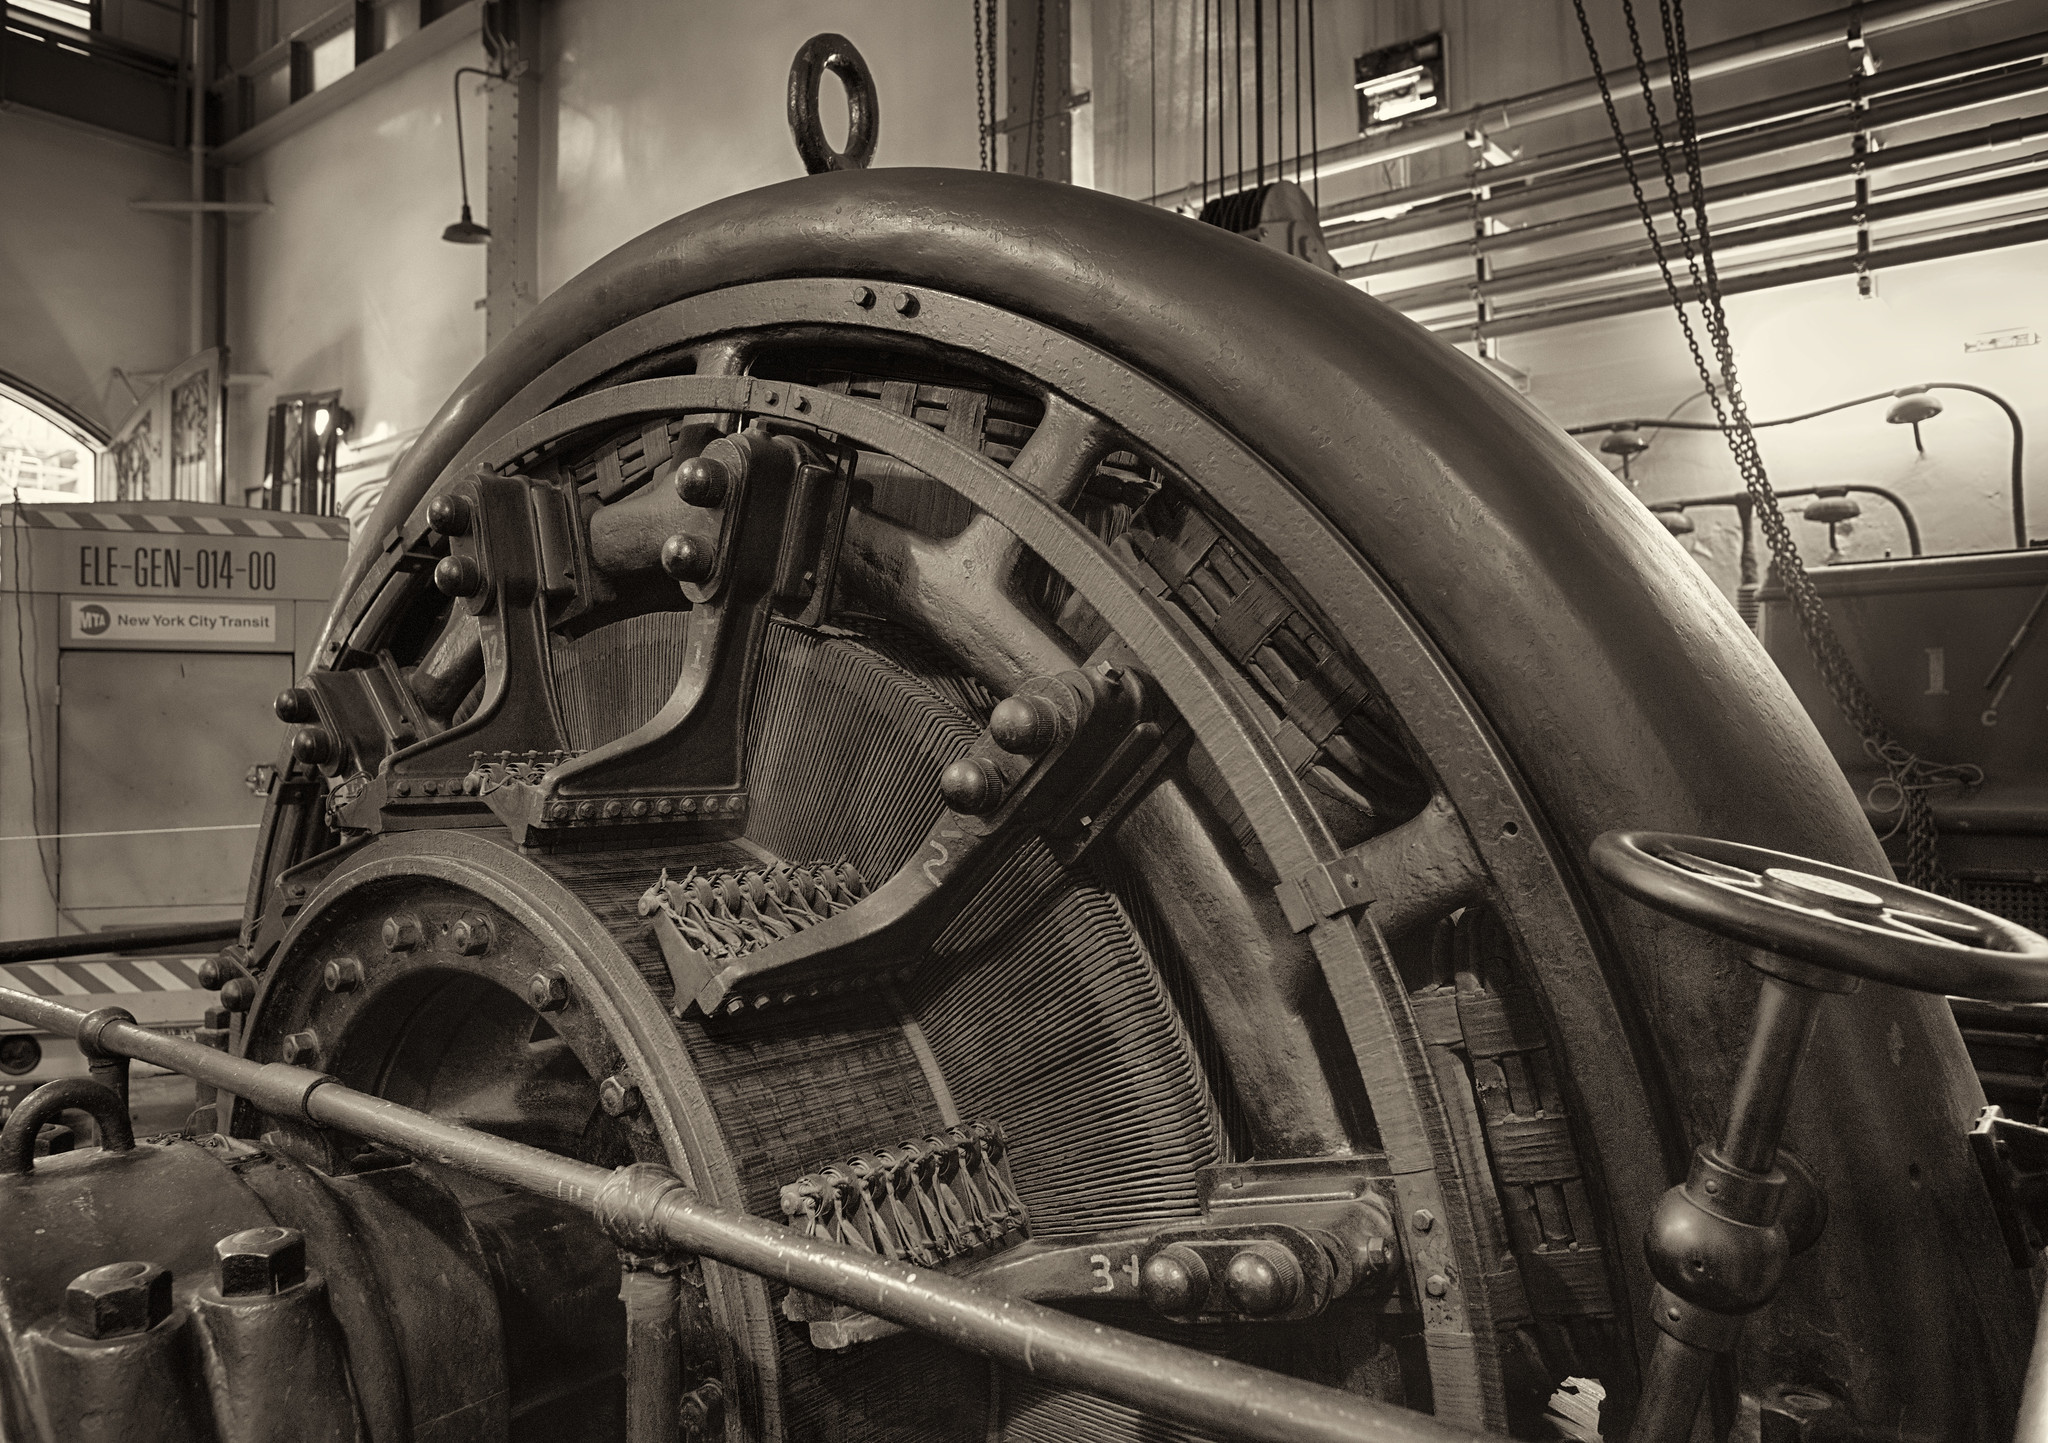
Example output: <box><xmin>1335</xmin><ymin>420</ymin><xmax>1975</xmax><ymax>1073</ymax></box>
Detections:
<box><xmin>434</xmin><ymin>554</ymin><xmax>485</xmax><ymax>598</ymax></box>
<box><xmin>289</xmin><ymin>726</ymin><xmax>336</xmax><ymax>766</ymax></box>
<box><xmin>659</xmin><ymin>534</ymin><xmax>715</xmax><ymax>584</ymax></box>
<box><xmin>216</xmin><ymin>1226</ymin><xmax>307</xmax><ymax>1297</ymax></box>
<box><xmin>452</xmin><ymin>915</ymin><xmax>493</xmax><ymax>956</ymax></box>
<box><xmin>988</xmin><ymin>694</ymin><xmax>1061</xmax><ymax>756</ymax></box>
<box><xmin>381</xmin><ymin>914</ymin><xmax>423</xmax><ymax>952</ymax></box>
<box><xmin>322</xmin><ymin>957</ymin><xmax>365</xmax><ymax>993</ymax></box>
<box><xmin>939</xmin><ymin>757</ymin><xmax>1006</xmax><ymax>815</ymax></box>
<box><xmin>280</xmin><ymin>1030</ymin><xmax>320</xmax><ymax>1067</ymax></box>
<box><xmin>528</xmin><ymin>970</ymin><xmax>569</xmax><ymax>1013</ymax></box>
<box><xmin>599</xmin><ymin>1075</ymin><xmax>642</xmax><ymax>1117</ymax></box>
<box><xmin>674</xmin><ymin>455</ymin><xmax>731</xmax><ymax>508</ymax></box>
<box><xmin>273</xmin><ymin>687</ymin><xmax>317</xmax><ymax>724</ymax></box>
<box><xmin>1139</xmin><ymin>1243</ymin><xmax>1210</xmax><ymax>1315</ymax></box>
<box><xmin>1222</xmin><ymin>1242</ymin><xmax>1303</xmax><ymax>1316</ymax></box>
<box><xmin>65</xmin><ymin>1261</ymin><xmax>172</xmax><ymax>1339</ymax></box>
<box><xmin>426</xmin><ymin>493</ymin><xmax>472</xmax><ymax>535</ymax></box>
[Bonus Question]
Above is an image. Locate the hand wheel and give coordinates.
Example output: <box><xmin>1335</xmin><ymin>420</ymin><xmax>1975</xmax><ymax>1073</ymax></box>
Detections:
<box><xmin>1589</xmin><ymin>832</ymin><xmax>2048</xmax><ymax>1443</ymax></box>
<box><xmin>1589</xmin><ymin>830</ymin><xmax>2048</xmax><ymax>1003</ymax></box>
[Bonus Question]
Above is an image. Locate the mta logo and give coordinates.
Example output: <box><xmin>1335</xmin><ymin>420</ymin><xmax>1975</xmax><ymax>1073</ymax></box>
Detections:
<box><xmin>77</xmin><ymin>604</ymin><xmax>111</xmax><ymax>636</ymax></box>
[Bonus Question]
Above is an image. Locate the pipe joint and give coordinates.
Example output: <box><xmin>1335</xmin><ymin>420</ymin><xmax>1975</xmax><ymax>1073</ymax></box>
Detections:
<box><xmin>595</xmin><ymin>1163</ymin><xmax>694</xmax><ymax>1256</ymax></box>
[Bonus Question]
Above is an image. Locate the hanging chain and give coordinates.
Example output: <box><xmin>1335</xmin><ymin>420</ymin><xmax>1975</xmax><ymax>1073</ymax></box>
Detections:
<box><xmin>1030</xmin><ymin>0</ymin><xmax>1049</xmax><ymax>178</ymax></box>
<box><xmin>1570</xmin><ymin>0</ymin><xmax>1966</xmax><ymax>892</ymax></box>
<box><xmin>975</xmin><ymin>0</ymin><xmax>992</xmax><ymax>172</ymax></box>
<box><xmin>1846</xmin><ymin>1</ymin><xmax>1873</xmax><ymax>295</ymax></box>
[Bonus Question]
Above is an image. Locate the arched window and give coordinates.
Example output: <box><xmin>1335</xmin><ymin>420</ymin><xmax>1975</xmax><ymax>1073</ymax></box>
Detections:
<box><xmin>0</xmin><ymin>375</ymin><xmax>103</xmax><ymax>503</ymax></box>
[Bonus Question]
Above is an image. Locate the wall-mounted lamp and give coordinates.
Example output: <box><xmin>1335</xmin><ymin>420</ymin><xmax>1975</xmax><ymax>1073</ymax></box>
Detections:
<box><xmin>1649</xmin><ymin>502</ymin><xmax>1694</xmax><ymax>535</ymax></box>
<box><xmin>1571</xmin><ymin>380</ymin><xmax>2028</xmax><ymax>548</ymax></box>
<box><xmin>311</xmin><ymin>402</ymin><xmax>352</xmax><ymax>440</ymax></box>
<box><xmin>1600</xmin><ymin>425</ymin><xmax>1650</xmax><ymax>484</ymax></box>
<box><xmin>1884</xmin><ymin>385</ymin><xmax>1942</xmax><ymax>453</ymax></box>
<box><xmin>1801</xmin><ymin>488</ymin><xmax>1861</xmax><ymax>525</ymax></box>
<box><xmin>442</xmin><ymin>67</ymin><xmax>494</xmax><ymax>245</ymax></box>
<box><xmin>1803</xmin><ymin>486</ymin><xmax>1862</xmax><ymax>563</ymax></box>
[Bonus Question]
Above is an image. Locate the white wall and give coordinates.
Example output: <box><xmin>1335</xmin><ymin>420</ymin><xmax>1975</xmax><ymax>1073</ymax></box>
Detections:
<box><xmin>1088</xmin><ymin>0</ymin><xmax>2048</xmax><ymax>589</ymax></box>
<box><xmin>1522</xmin><ymin>244</ymin><xmax>2048</xmax><ymax>588</ymax></box>
<box><xmin>0</xmin><ymin>108</ymin><xmax>191</xmax><ymax>434</ymax></box>
<box><xmin>539</xmin><ymin>0</ymin><xmax>979</xmax><ymax>295</ymax></box>
<box><xmin>218</xmin><ymin>0</ymin><xmax>980</xmax><ymax>518</ymax></box>
<box><xmin>226</xmin><ymin>35</ymin><xmax>495</xmax><ymax>513</ymax></box>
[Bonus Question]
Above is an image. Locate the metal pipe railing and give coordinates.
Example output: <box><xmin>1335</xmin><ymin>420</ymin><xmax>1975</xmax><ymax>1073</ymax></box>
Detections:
<box><xmin>1570</xmin><ymin>382</ymin><xmax>2023</xmax><ymax>549</ymax></box>
<box><xmin>1143</xmin><ymin>0</ymin><xmax>2016</xmax><ymax>213</ymax></box>
<box><xmin>1338</xmin><ymin>116</ymin><xmax>2048</xmax><ymax>280</ymax></box>
<box><xmin>1427</xmin><ymin>213</ymin><xmax>2048</xmax><ymax>345</ymax></box>
<box><xmin>0</xmin><ymin>919</ymin><xmax>241</xmax><ymax>966</ymax></box>
<box><xmin>1319</xmin><ymin>26</ymin><xmax>2048</xmax><ymax>240</ymax></box>
<box><xmin>0</xmin><ymin>980</ymin><xmax>1497</xmax><ymax>1443</ymax></box>
<box><xmin>1368</xmin><ymin>165</ymin><xmax>2048</xmax><ymax>314</ymax></box>
<box><xmin>1639</xmin><ymin>486</ymin><xmax>1923</xmax><ymax>557</ymax></box>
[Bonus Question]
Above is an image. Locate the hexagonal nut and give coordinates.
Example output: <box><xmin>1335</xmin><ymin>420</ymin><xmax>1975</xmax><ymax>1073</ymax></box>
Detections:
<box><xmin>528</xmin><ymin>970</ymin><xmax>569</xmax><ymax>1013</ymax></box>
<box><xmin>451</xmin><ymin>914</ymin><xmax>493</xmax><ymax>956</ymax></box>
<box><xmin>381</xmin><ymin>914</ymin><xmax>423</xmax><ymax>951</ymax></box>
<box><xmin>323</xmin><ymin>957</ymin><xmax>366</xmax><ymax>993</ymax></box>
<box><xmin>280</xmin><ymin>1030</ymin><xmax>320</xmax><ymax>1067</ymax></box>
<box><xmin>599</xmin><ymin>1075</ymin><xmax>641</xmax><ymax>1117</ymax></box>
<box><xmin>65</xmin><ymin>1261</ymin><xmax>172</xmax><ymax>1339</ymax></box>
<box><xmin>215</xmin><ymin>1226</ymin><xmax>307</xmax><ymax>1297</ymax></box>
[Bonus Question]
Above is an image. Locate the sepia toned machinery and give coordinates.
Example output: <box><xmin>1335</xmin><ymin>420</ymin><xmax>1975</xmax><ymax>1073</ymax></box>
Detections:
<box><xmin>4</xmin><ymin>56</ymin><xmax>2048</xmax><ymax>1443</ymax></box>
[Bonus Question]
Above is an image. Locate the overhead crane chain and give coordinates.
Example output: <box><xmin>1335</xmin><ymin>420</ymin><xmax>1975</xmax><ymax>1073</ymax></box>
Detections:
<box><xmin>1571</xmin><ymin>0</ymin><xmax>1959</xmax><ymax>892</ymax></box>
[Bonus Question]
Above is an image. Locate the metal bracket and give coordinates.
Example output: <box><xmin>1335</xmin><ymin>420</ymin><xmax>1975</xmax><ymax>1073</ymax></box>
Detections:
<box><xmin>1968</xmin><ymin>1104</ymin><xmax>2048</xmax><ymax>1267</ymax></box>
<box><xmin>667</xmin><ymin>658</ymin><xmax>1167</xmax><ymax>1017</ymax></box>
<box><xmin>793</xmin><ymin>1154</ymin><xmax>1398</xmax><ymax>1350</ymax></box>
<box><xmin>1277</xmin><ymin>855</ymin><xmax>1374</xmax><ymax>933</ymax></box>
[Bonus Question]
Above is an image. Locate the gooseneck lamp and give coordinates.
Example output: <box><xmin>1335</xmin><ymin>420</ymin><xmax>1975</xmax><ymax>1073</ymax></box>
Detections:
<box><xmin>1570</xmin><ymin>382</ymin><xmax>2028</xmax><ymax>549</ymax></box>
<box><xmin>442</xmin><ymin>67</ymin><xmax>494</xmax><ymax>245</ymax></box>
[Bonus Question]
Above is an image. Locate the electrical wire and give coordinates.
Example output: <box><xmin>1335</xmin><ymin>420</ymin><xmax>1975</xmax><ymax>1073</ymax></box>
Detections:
<box><xmin>1233</xmin><ymin>0</ymin><xmax>1244</xmax><ymax>191</ymax></box>
<box><xmin>1306</xmin><ymin>0</ymin><xmax>1320</xmax><ymax>208</ymax></box>
<box><xmin>1255</xmin><ymin>0</ymin><xmax>1266</xmax><ymax>189</ymax></box>
<box><xmin>6</xmin><ymin>501</ymin><xmax>60</xmax><ymax>911</ymax></box>
<box><xmin>1196</xmin><ymin>0</ymin><xmax>1204</xmax><ymax>208</ymax></box>
<box><xmin>1292</xmin><ymin>0</ymin><xmax>1303</xmax><ymax>186</ymax></box>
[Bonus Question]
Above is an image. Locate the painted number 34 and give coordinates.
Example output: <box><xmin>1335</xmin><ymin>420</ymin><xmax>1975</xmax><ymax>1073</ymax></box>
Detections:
<box><xmin>1089</xmin><ymin>1252</ymin><xmax>1140</xmax><ymax>1293</ymax></box>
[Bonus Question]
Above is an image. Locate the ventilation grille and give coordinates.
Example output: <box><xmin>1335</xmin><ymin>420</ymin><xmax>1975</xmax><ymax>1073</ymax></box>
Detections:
<box><xmin>1960</xmin><ymin>877</ymin><xmax>2048</xmax><ymax>933</ymax></box>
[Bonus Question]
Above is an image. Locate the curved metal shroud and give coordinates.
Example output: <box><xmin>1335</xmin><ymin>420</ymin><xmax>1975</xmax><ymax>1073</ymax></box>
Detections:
<box><xmin>330</xmin><ymin>167</ymin><xmax>2031</xmax><ymax>1433</ymax></box>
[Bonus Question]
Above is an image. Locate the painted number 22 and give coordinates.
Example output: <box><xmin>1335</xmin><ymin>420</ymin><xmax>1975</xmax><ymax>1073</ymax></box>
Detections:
<box><xmin>1089</xmin><ymin>1252</ymin><xmax>1141</xmax><ymax>1293</ymax></box>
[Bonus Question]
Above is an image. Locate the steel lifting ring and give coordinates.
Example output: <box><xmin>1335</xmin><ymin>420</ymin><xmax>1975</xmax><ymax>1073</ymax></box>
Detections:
<box><xmin>787</xmin><ymin>32</ymin><xmax>880</xmax><ymax>175</ymax></box>
<box><xmin>1590</xmin><ymin>830</ymin><xmax>2048</xmax><ymax>1001</ymax></box>
<box><xmin>0</xmin><ymin>1075</ymin><xmax>134</xmax><ymax>1176</ymax></box>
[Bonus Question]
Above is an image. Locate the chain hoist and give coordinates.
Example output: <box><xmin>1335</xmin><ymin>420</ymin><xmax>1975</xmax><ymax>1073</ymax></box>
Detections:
<box><xmin>1570</xmin><ymin>0</ymin><xmax>1959</xmax><ymax>892</ymax></box>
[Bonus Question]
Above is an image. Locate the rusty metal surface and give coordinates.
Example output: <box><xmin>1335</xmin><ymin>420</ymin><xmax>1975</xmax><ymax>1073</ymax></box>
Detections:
<box><xmin>0</xmin><ymin>166</ymin><xmax>2006</xmax><ymax>1443</ymax></box>
<box><xmin>0</xmin><ymin>978</ymin><xmax>1495</xmax><ymax>1443</ymax></box>
<box><xmin>320</xmin><ymin>167</ymin><xmax>2028</xmax><ymax>1433</ymax></box>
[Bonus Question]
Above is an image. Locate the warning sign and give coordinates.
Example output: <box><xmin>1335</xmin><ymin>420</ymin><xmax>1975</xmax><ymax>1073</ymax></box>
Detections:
<box><xmin>66</xmin><ymin>598</ymin><xmax>279</xmax><ymax>647</ymax></box>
